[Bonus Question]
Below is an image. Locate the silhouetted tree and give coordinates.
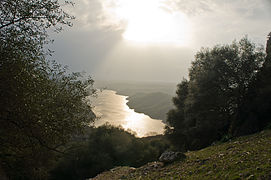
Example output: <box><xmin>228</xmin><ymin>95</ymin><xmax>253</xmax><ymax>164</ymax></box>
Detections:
<box><xmin>231</xmin><ymin>32</ymin><xmax>271</xmax><ymax>135</ymax></box>
<box><xmin>50</xmin><ymin>125</ymin><xmax>171</xmax><ymax>180</ymax></box>
<box><xmin>167</xmin><ymin>37</ymin><xmax>266</xmax><ymax>150</ymax></box>
<box><xmin>166</xmin><ymin>79</ymin><xmax>189</xmax><ymax>150</ymax></box>
<box><xmin>0</xmin><ymin>1</ymin><xmax>96</xmax><ymax>179</ymax></box>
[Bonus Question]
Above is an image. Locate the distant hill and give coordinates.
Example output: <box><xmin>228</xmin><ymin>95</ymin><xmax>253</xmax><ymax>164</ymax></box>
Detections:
<box><xmin>92</xmin><ymin>130</ymin><xmax>271</xmax><ymax>180</ymax></box>
<box><xmin>94</xmin><ymin>80</ymin><xmax>177</xmax><ymax>96</ymax></box>
<box><xmin>94</xmin><ymin>81</ymin><xmax>176</xmax><ymax>122</ymax></box>
<box><xmin>127</xmin><ymin>92</ymin><xmax>173</xmax><ymax>122</ymax></box>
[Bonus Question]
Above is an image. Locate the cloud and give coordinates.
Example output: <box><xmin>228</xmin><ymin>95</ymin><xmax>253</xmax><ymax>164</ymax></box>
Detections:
<box><xmin>163</xmin><ymin>0</ymin><xmax>271</xmax><ymax>48</ymax></box>
<box><xmin>166</xmin><ymin>0</ymin><xmax>239</xmax><ymax>17</ymax></box>
<box><xmin>50</xmin><ymin>0</ymin><xmax>125</xmax><ymax>74</ymax></box>
<box><xmin>165</xmin><ymin>0</ymin><xmax>271</xmax><ymax>19</ymax></box>
<box><xmin>94</xmin><ymin>43</ymin><xmax>195</xmax><ymax>82</ymax></box>
<box><xmin>64</xmin><ymin>0</ymin><xmax>125</xmax><ymax>31</ymax></box>
<box><xmin>164</xmin><ymin>0</ymin><xmax>213</xmax><ymax>16</ymax></box>
<box><xmin>51</xmin><ymin>0</ymin><xmax>271</xmax><ymax>83</ymax></box>
<box><xmin>51</xmin><ymin>28</ymin><xmax>123</xmax><ymax>74</ymax></box>
<box><xmin>264</xmin><ymin>0</ymin><xmax>271</xmax><ymax>12</ymax></box>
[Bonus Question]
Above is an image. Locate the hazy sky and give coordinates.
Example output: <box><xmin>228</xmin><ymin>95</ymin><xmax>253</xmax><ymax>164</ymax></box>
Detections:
<box><xmin>51</xmin><ymin>0</ymin><xmax>271</xmax><ymax>83</ymax></box>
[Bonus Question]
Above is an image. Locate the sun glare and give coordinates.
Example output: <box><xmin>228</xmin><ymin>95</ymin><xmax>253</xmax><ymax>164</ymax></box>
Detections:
<box><xmin>103</xmin><ymin>0</ymin><xmax>190</xmax><ymax>45</ymax></box>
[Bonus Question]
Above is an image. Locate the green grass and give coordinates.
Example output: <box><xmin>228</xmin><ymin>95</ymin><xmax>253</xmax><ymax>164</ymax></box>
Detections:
<box><xmin>92</xmin><ymin>130</ymin><xmax>271</xmax><ymax>180</ymax></box>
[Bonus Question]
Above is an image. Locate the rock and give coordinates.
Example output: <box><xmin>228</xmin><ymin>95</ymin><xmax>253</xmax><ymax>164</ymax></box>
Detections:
<box><xmin>159</xmin><ymin>151</ymin><xmax>186</xmax><ymax>164</ymax></box>
<box><xmin>226</xmin><ymin>146</ymin><xmax>234</xmax><ymax>150</ymax></box>
<box><xmin>148</xmin><ymin>161</ymin><xmax>164</xmax><ymax>169</ymax></box>
<box><xmin>139</xmin><ymin>161</ymin><xmax>164</xmax><ymax>174</ymax></box>
<box><xmin>247</xmin><ymin>175</ymin><xmax>254</xmax><ymax>180</ymax></box>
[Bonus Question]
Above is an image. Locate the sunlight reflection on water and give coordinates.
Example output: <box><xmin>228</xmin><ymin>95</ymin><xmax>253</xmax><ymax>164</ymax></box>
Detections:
<box><xmin>88</xmin><ymin>90</ymin><xmax>165</xmax><ymax>137</ymax></box>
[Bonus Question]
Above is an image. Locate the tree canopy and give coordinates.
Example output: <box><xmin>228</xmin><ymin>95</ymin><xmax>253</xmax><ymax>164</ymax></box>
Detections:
<box><xmin>231</xmin><ymin>33</ymin><xmax>271</xmax><ymax>136</ymax></box>
<box><xmin>166</xmin><ymin>37</ymin><xmax>268</xmax><ymax>150</ymax></box>
<box><xmin>0</xmin><ymin>0</ymin><xmax>95</xmax><ymax>179</ymax></box>
<box><xmin>50</xmin><ymin>125</ymin><xmax>171</xmax><ymax>180</ymax></box>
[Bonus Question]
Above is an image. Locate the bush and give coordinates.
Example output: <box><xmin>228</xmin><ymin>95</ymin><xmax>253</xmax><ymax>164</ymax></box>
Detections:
<box><xmin>50</xmin><ymin>125</ymin><xmax>171</xmax><ymax>179</ymax></box>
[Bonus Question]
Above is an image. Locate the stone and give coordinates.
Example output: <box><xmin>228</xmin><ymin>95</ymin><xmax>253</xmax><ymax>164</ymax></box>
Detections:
<box><xmin>247</xmin><ymin>175</ymin><xmax>255</xmax><ymax>180</ymax></box>
<box><xmin>148</xmin><ymin>161</ymin><xmax>164</xmax><ymax>169</ymax></box>
<box><xmin>159</xmin><ymin>151</ymin><xmax>186</xmax><ymax>164</ymax></box>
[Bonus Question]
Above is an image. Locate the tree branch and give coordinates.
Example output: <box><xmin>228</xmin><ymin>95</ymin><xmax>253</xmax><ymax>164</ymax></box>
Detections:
<box><xmin>0</xmin><ymin>15</ymin><xmax>49</xmax><ymax>30</ymax></box>
<box><xmin>0</xmin><ymin>17</ymin><xmax>25</xmax><ymax>29</ymax></box>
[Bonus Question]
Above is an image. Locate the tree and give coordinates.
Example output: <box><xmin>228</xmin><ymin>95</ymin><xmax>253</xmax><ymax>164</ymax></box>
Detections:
<box><xmin>0</xmin><ymin>0</ymin><xmax>95</xmax><ymax>179</ymax></box>
<box><xmin>167</xmin><ymin>37</ymin><xmax>266</xmax><ymax>150</ymax></box>
<box><xmin>231</xmin><ymin>32</ymin><xmax>271</xmax><ymax>135</ymax></box>
<box><xmin>0</xmin><ymin>0</ymin><xmax>75</xmax><ymax>60</ymax></box>
<box><xmin>267</xmin><ymin>32</ymin><xmax>271</xmax><ymax>60</ymax></box>
<box><xmin>0</xmin><ymin>0</ymin><xmax>74</xmax><ymax>32</ymax></box>
<box><xmin>50</xmin><ymin>125</ymin><xmax>171</xmax><ymax>180</ymax></box>
<box><xmin>166</xmin><ymin>79</ymin><xmax>189</xmax><ymax>150</ymax></box>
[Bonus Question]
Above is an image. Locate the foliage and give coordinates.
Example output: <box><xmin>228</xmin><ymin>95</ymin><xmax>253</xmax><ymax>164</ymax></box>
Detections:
<box><xmin>166</xmin><ymin>80</ymin><xmax>189</xmax><ymax>150</ymax></box>
<box><xmin>95</xmin><ymin>130</ymin><xmax>271</xmax><ymax>180</ymax></box>
<box><xmin>0</xmin><ymin>0</ymin><xmax>96</xmax><ymax>179</ymax></box>
<box><xmin>0</xmin><ymin>0</ymin><xmax>74</xmax><ymax>36</ymax></box>
<box><xmin>166</xmin><ymin>37</ymin><xmax>267</xmax><ymax>150</ymax></box>
<box><xmin>0</xmin><ymin>0</ymin><xmax>75</xmax><ymax>66</ymax></box>
<box><xmin>0</xmin><ymin>40</ymin><xmax>95</xmax><ymax>179</ymax></box>
<box><xmin>50</xmin><ymin>125</ymin><xmax>171</xmax><ymax>180</ymax></box>
<box><xmin>231</xmin><ymin>32</ymin><xmax>271</xmax><ymax>136</ymax></box>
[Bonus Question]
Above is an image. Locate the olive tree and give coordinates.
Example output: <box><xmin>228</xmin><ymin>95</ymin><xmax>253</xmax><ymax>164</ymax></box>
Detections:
<box><xmin>0</xmin><ymin>0</ymin><xmax>96</xmax><ymax>179</ymax></box>
<box><xmin>167</xmin><ymin>37</ymin><xmax>266</xmax><ymax>150</ymax></box>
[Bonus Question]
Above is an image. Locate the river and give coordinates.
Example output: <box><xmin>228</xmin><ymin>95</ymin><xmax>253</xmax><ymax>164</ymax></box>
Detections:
<box><xmin>88</xmin><ymin>90</ymin><xmax>166</xmax><ymax>137</ymax></box>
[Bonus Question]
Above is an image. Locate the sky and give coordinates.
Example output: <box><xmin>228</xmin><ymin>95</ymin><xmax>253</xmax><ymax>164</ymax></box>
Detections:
<box><xmin>50</xmin><ymin>0</ymin><xmax>271</xmax><ymax>83</ymax></box>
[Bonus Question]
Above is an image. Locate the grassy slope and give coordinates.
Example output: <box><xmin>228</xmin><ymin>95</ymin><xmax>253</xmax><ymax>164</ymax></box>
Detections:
<box><xmin>92</xmin><ymin>130</ymin><xmax>271</xmax><ymax>180</ymax></box>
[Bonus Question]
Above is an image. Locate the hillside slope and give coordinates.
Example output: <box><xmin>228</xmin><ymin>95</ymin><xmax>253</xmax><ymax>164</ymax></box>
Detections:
<box><xmin>127</xmin><ymin>92</ymin><xmax>173</xmax><ymax>122</ymax></box>
<box><xmin>91</xmin><ymin>130</ymin><xmax>271</xmax><ymax>180</ymax></box>
<box><xmin>95</xmin><ymin>81</ymin><xmax>176</xmax><ymax>122</ymax></box>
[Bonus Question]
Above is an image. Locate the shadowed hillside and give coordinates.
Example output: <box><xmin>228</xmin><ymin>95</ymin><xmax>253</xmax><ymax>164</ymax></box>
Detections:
<box><xmin>95</xmin><ymin>81</ymin><xmax>176</xmax><ymax>121</ymax></box>
<box><xmin>92</xmin><ymin>130</ymin><xmax>271</xmax><ymax>180</ymax></box>
<box><xmin>127</xmin><ymin>92</ymin><xmax>173</xmax><ymax>122</ymax></box>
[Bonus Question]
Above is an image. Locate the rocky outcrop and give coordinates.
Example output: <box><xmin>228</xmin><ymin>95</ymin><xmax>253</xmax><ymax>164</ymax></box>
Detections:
<box><xmin>159</xmin><ymin>151</ymin><xmax>186</xmax><ymax>164</ymax></box>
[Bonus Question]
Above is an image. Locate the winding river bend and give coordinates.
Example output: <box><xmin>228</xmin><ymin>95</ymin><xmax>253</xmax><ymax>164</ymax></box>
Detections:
<box><xmin>89</xmin><ymin>90</ymin><xmax>166</xmax><ymax>137</ymax></box>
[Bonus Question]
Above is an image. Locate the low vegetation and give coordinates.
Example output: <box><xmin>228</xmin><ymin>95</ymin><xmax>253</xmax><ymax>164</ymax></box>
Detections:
<box><xmin>50</xmin><ymin>125</ymin><xmax>171</xmax><ymax>180</ymax></box>
<box><xmin>92</xmin><ymin>130</ymin><xmax>271</xmax><ymax>180</ymax></box>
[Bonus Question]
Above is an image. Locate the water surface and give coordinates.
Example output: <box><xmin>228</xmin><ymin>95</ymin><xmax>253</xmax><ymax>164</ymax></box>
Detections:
<box><xmin>89</xmin><ymin>90</ymin><xmax>165</xmax><ymax>137</ymax></box>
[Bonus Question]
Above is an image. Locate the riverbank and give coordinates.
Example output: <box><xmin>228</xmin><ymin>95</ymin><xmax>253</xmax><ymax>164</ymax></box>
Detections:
<box><xmin>89</xmin><ymin>90</ymin><xmax>166</xmax><ymax>137</ymax></box>
<box><xmin>94</xmin><ymin>81</ymin><xmax>176</xmax><ymax>122</ymax></box>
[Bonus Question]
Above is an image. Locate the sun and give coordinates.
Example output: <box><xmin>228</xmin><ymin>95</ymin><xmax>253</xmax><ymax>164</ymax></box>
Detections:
<box><xmin>102</xmin><ymin>0</ymin><xmax>190</xmax><ymax>45</ymax></box>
